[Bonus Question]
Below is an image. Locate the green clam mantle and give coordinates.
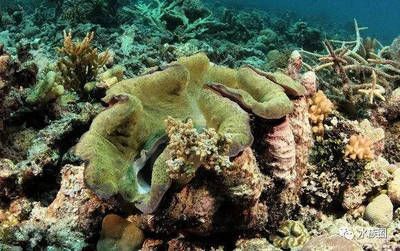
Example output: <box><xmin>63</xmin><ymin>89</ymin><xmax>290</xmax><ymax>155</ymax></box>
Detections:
<box><xmin>76</xmin><ymin>53</ymin><xmax>303</xmax><ymax>213</ymax></box>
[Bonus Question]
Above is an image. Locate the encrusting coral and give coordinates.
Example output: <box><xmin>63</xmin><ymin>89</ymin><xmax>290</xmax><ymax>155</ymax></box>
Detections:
<box><xmin>344</xmin><ymin>134</ymin><xmax>375</xmax><ymax>160</ymax></box>
<box><xmin>57</xmin><ymin>31</ymin><xmax>110</xmax><ymax>91</ymax></box>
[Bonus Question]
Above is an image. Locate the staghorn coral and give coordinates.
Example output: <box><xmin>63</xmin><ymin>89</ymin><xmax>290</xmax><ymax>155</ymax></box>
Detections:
<box><xmin>308</xmin><ymin>90</ymin><xmax>334</xmax><ymax>136</ymax></box>
<box><xmin>124</xmin><ymin>0</ymin><xmax>220</xmax><ymax>41</ymax></box>
<box><xmin>301</xmin><ymin>20</ymin><xmax>400</xmax><ymax>115</ymax></box>
<box><xmin>344</xmin><ymin>134</ymin><xmax>375</xmax><ymax>160</ymax></box>
<box><xmin>97</xmin><ymin>214</ymin><xmax>144</xmax><ymax>251</ymax></box>
<box><xmin>57</xmin><ymin>31</ymin><xmax>110</xmax><ymax>91</ymax></box>
<box><xmin>271</xmin><ymin>220</ymin><xmax>310</xmax><ymax>249</ymax></box>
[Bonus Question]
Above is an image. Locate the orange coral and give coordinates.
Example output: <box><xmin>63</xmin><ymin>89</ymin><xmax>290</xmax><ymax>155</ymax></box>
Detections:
<box><xmin>308</xmin><ymin>90</ymin><xmax>334</xmax><ymax>136</ymax></box>
<box><xmin>57</xmin><ymin>31</ymin><xmax>110</xmax><ymax>90</ymax></box>
<box><xmin>344</xmin><ymin>134</ymin><xmax>374</xmax><ymax>160</ymax></box>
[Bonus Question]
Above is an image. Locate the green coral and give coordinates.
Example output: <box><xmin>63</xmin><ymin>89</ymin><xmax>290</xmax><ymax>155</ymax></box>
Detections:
<box><xmin>26</xmin><ymin>71</ymin><xmax>64</xmax><ymax>105</ymax></box>
<box><xmin>271</xmin><ymin>220</ymin><xmax>310</xmax><ymax>249</ymax></box>
<box><xmin>76</xmin><ymin>53</ymin><xmax>300</xmax><ymax>213</ymax></box>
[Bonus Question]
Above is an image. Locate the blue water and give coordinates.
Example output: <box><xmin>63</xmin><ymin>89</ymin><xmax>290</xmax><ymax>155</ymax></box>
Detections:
<box><xmin>215</xmin><ymin>0</ymin><xmax>400</xmax><ymax>44</ymax></box>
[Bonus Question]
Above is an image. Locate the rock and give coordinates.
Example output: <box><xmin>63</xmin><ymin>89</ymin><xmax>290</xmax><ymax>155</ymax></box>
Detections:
<box><xmin>302</xmin><ymin>234</ymin><xmax>362</xmax><ymax>251</ymax></box>
<box><xmin>364</xmin><ymin>194</ymin><xmax>393</xmax><ymax>227</ymax></box>
<box><xmin>388</xmin><ymin>169</ymin><xmax>400</xmax><ymax>205</ymax></box>
<box><xmin>235</xmin><ymin>238</ymin><xmax>279</xmax><ymax>251</ymax></box>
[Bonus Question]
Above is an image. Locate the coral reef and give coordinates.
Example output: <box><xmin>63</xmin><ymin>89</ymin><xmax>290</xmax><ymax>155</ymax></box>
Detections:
<box><xmin>0</xmin><ymin>1</ymin><xmax>399</xmax><ymax>250</ymax></box>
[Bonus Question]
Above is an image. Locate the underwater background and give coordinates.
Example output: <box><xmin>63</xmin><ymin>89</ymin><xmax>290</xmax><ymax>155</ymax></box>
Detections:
<box><xmin>1</xmin><ymin>0</ymin><xmax>400</xmax><ymax>250</ymax></box>
<box><xmin>215</xmin><ymin>0</ymin><xmax>400</xmax><ymax>44</ymax></box>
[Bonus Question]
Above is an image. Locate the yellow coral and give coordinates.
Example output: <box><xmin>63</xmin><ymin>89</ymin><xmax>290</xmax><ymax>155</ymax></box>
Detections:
<box><xmin>57</xmin><ymin>31</ymin><xmax>110</xmax><ymax>90</ymax></box>
<box><xmin>165</xmin><ymin>116</ymin><xmax>232</xmax><ymax>184</ymax></box>
<box><xmin>308</xmin><ymin>90</ymin><xmax>334</xmax><ymax>136</ymax></box>
<box><xmin>344</xmin><ymin>134</ymin><xmax>374</xmax><ymax>160</ymax></box>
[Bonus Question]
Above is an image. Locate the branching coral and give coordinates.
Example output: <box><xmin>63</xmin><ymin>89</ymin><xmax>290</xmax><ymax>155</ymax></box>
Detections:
<box><xmin>57</xmin><ymin>31</ymin><xmax>110</xmax><ymax>91</ymax></box>
<box><xmin>125</xmin><ymin>0</ymin><xmax>219</xmax><ymax>41</ymax></box>
<box><xmin>344</xmin><ymin>134</ymin><xmax>374</xmax><ymax>160</ymax></box>
<box><xmin>300</xmin><ymin>19</ymin><xmax>400</xmax><ymax>110</ymax></box>
<box><xmin>165</xmin><ymin>116</ymin><xmax>232</xmax><ymax>184</ymax></box>
<box><xmin>308</xmin><ymin>90</ymin><xmax>334</xmax><ymax>136</ymax></box>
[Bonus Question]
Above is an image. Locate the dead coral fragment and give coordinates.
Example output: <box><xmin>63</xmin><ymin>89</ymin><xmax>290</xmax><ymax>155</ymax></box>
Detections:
<box><xmin>165</xmin><ymin>117</ymin><xmax>232</xmax><ymax>184</ymax></box>
<box><xmin>344</xmin><ymin>134</ymin><xmax>374</xmax><ymax>160</ymax></box>
<box><xmin>57</xmin><ymin>31</ymin><xmax>110</xmax><ymax>90</ymax></box>
<box><xmin>308</xmin><ymin>90</ymin><xmax>334</xmax><ymax>136</ymax></box>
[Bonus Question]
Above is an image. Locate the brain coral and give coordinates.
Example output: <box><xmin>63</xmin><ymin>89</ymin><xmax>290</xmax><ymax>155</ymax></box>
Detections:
<box><xmin>76</xmin><ymin>53</ymin><xmax>301</xmax><ymax>214</ymax></box>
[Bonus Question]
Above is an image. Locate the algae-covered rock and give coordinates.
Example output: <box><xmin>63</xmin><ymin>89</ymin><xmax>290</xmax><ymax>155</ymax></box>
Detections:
<box><xmin>76</xmin><ymin>53</ymin><xmax>254</xmax><ymax>214</ymax></box>
<box><xmin>364</xmin><ymin>194</ymin><xmax>393</xmax><ymax>227</ymax></box>
<box><xmin>302</xmin><ymin>234</ymin><xmax>362</xmax><ymax>251</ymax></box>
<box><xmin>388</xmin><ymin>169</ymin><xmax>400</xmax><ymax>205</ymax></box>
